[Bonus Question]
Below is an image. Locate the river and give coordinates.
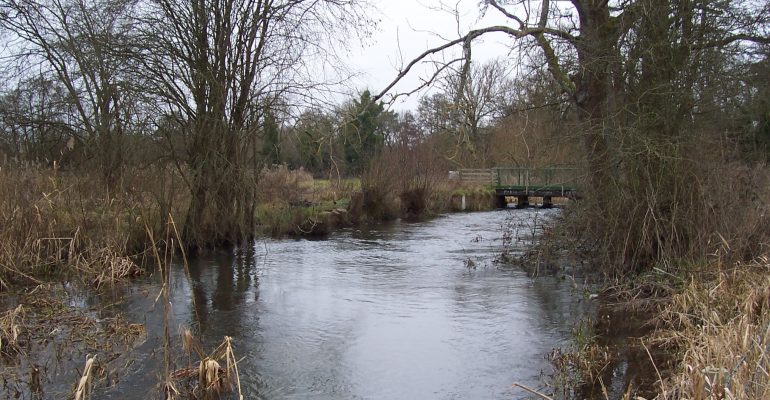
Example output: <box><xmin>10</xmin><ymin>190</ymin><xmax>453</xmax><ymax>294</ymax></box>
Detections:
<box><xmin>85</xmin><ymin>209</ymin><xmax>588</xmax><ymax>399</ymax></box>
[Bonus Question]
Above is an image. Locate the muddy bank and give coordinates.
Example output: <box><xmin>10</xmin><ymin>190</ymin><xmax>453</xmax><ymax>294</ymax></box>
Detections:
<box><xmin>265</xmin><ymin>184</ymin><xmax>500</xmax><ymax>238</ymax></box>
<box><xmin>589</xmin><ymin>298</ymin><xmax>673</xmax><ymax>399</ymax></box>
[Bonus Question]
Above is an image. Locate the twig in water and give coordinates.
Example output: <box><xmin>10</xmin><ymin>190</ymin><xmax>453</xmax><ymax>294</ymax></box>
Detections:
<box><xmin>641</xmin><ymin>338</ymin><xmax>666</xmax><ymax>396</ymax></box>
<box><xmin>511</xmin><ymin>382</ymin><xmax>553</xmax><ymax>400</ymax></box>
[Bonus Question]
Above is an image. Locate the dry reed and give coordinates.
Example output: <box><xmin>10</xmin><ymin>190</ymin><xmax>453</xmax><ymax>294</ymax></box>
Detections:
<box><xmin>0</xmin><ymin>305</ymin><xmax>24</xmax><ymax>358</ymax></box>
<box><xmin>73</xmin><ymin>355</ymin><xmax>96</xmax><ymax>400</ymax></box>
<box><xmin>0</xmin><ymin>168</ymin><xmax>181</xmax><ymax>288</ymax></box>
<box><xmin>652</xmin><ymin>258</ymin><xmax>770</xmax><ymax>399</ymax></box>
<box><xmin>147</xmin><ymin>212</ymin><xmax>243</xmax><ymax>399</ymax></box>
<box><xmin>171</xmin><ymin>329</ymin><xmax>243</xmax><ymax>399</ymax></box>
<box><xmin>255</xmin><ymin>165</ymin><xmax>314</xmax><ymax>205</ymax></box>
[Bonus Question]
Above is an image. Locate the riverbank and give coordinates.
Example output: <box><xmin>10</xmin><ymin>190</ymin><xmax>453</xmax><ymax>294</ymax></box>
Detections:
<box><xmin>0</xmin><ymin>166</ymin><xmax>509</xmax><ymax>397</ymax></box>
<box><xmin>575</xmin><ymin>258</ymin><xmax>770</xmax><ymax>400</ymax></box>
<box><xmin>0</xmin><ymin>166</ymin><xmax>499</xmax><ymax>285</ymax></box>
<box><xmin>517</xmin><ymin>202</ymin><xmax>770</xmax><ymax>399</ymax></box>
<box><xmin>9</xmin><ymin>164</ymin><xmax>767</xmax><ymax>399</ymax></box>
<box><xmin>2</xmin><ymin>210</ymin><xmax>583</xmax><ymax>399</ymax></box>
<box><xmin>252</xmin><ymin>166</ymin><xmax>499</xmax><ymax>237</ymax></box>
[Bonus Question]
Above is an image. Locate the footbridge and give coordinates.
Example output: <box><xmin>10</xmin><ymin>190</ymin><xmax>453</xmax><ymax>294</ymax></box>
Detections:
<box><xmin>454</xmin><ymin>167</ymin><xmax>582</xmax><ymax>208</ymax></box>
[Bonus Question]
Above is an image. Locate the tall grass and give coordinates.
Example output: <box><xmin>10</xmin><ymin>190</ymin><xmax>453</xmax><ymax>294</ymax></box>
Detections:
<box><xmin>0</xmin><ymin>167</ymin><xmax>184</xmax><ymax>288</ymax></box>
<box><xmin>654</xmin><ymin>258</ymin><xmax>770</xmax><ymax>399</ymax></box>
<box><xmin>255</xmin><ymin>165</ymin><xmax>314</xmax><ymax>206</ymax></box>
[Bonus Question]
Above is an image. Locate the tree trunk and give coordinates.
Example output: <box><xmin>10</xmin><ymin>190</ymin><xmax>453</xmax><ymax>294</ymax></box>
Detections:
<box><xmin>182</xmin><ymin>115</ymin><xmax>247</xmax><ymax>248</ymax></box>
<box><xmin>572</xmin><ymin>0</ymin><xmax>618</xmax><ymax>209</ymax></box>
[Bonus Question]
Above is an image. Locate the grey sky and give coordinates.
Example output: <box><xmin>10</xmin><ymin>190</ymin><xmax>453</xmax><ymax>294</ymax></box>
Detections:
<box><xmin>342</xmin><ymin>0</ymin><xmax>513</xmax><ymax>112</ymax></box>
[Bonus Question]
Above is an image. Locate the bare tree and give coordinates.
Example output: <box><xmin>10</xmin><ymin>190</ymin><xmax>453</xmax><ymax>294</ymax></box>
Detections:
<box><xmin>0</xmin><ymin>76</ymin><xmax>76</xmax><ymax>165</ymax></box>
<box><xmin>374</xmin><ymin>0</ymin><xmax>770</xmax><ymax>269</ymax></box>
<box><xmin>437</xmin><ymin>59</ymin><xmax>512</xmax><ymax>164</ymax></box>
<box><xmin>0</xmin><ymin>0</ymin><xmax>140</xmax><ymax>183</ymax></box>
<box><xmin>136</xmin><ymin>0</ymin><xmax>371</xmax><ymax>246</ymax></box>
<box><xmin>375</xmin><ymin>0</ymin><xmax>768</xmax><ymax>184</ymax></box>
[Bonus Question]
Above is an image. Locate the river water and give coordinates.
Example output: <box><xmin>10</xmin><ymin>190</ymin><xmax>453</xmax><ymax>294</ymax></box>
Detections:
<box><xmin>92</xmin><ymin>209</ymin><xmax>587</xmax><ymax>399</ymax></box>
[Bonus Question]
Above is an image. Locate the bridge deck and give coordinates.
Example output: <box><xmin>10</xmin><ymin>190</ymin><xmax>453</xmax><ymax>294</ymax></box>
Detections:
<box><xmin>495</xmin><ymin>186</ymin><xmax>580</xmax><ymax>199</ymax></box>
<box><xmin>455</xmin><ymin>167</ymin><xmax>582</xmax><ymax>208</ymax></box>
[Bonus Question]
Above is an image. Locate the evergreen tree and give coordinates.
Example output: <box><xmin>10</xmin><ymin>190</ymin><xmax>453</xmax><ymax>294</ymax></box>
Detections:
<box><xmin>343</xmin><ymin>90</ymin><xmax>385</xmax><ymax>173</ymax></box>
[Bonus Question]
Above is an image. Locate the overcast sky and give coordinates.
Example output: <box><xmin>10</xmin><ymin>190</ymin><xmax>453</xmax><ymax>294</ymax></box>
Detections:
<box><xmin>341</xmin><ymin>0</ymin><xmax>514</xmax><ymax>112</ymax></box>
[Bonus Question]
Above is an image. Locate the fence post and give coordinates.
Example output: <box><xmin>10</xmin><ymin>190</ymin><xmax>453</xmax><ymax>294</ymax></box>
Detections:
<box><xmin>525</xmin><ymin>169</ymin><xmax>529</xmax><ymax>193</ymax></box>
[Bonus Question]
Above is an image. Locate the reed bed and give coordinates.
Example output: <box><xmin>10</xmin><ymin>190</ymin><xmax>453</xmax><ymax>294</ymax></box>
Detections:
<box><xmin>653</xmin><ymin>258</ymin><xmax>770</xmax><ymax>399</ymax></box>
<box><xmin>0</xmin><ymin>168</ymin><xmax>182</xmax><ymax>288</ymax></box>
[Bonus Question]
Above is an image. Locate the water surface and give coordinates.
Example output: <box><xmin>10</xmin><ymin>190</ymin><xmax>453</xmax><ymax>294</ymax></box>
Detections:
<box><xmin>102</xmin><ymin>209</ymin><xmax>586</xmax><ymax>399</ymax></box>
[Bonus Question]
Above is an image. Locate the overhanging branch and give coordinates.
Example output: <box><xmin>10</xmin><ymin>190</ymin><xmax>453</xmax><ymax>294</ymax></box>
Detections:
<box><xmin>372</xmin><ymin>24</ymin><xmax>575</xmax><ymax>104</ymax></box>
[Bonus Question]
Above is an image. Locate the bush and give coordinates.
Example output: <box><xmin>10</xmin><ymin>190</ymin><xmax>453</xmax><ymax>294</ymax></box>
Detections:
<box><xmin>566</xmin><ymin>130</ymin><xmax>770</xmax><ymax>275</ymax></box>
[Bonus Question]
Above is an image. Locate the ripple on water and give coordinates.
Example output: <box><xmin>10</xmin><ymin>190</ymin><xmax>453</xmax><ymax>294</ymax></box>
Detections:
<box><xmin>96</xmin><ymin>210</ymin><xmax>588</xmax><ymax>399</ymax></box>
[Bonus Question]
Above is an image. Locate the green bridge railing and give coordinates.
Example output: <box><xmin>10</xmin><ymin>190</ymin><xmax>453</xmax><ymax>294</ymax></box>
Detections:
<box><xmin>494</xmin><ymin>167</ymin><xmax>580</xmax><ymax>192</ymax></box>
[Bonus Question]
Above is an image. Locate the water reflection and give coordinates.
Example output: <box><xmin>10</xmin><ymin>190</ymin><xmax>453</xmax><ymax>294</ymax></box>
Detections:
<box><xmin>100</xmin><ymin>209</ymin><xmax>588</xmax><ymax>399</ymax></box>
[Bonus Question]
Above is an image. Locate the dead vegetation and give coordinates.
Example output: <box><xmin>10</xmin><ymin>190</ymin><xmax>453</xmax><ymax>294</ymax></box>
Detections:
<box><xmin>0</xmin><ymin>305</ymin><xmax>24</xmax><ymax>359</ymax></box>
<box><xmin>561</xmin><ymin>135</ymin><xmax>770</xmax><ymax>278</ymax></box>
<box><xmin>546</xmin><ymin>320</ymin><xmax>616</xmax><ymax>400</ymax></box>
<box><xmin>0</xmin><ymin>168</ymin><xmax>184</xmax><ymax>288</ymax></box>
<box><xmin>651</xmin><ymin>258</ymin><xmax>770</xmax><ymax>399</ymax></box>
<box><xmin>505</xmin><ymin>152</ymin><xmax>770</xmax><ymax>399</ymax></box>
<box><xmin>165</xmin><ymin>329</ymin><xmax>243</xmax><ymax>400</ymax></box>
<box><xmin>0</xmin><ymin>283</ymin><xmax>146</xmax><ymax>398</ymax></box>
<box><xmin>254</xmin><ymin>166</ymin><xmax>357</xmax><ymax>236</ymax></box>
<box><xmin>73</xmin><ymin>355</ymin><xmax>96</xmax><ymax>400</ymax></box>
<box><xmin>144</xmin><ymin>214</ymin><xmax>244</xmax><ymax>400</ymax></box>
<box><xmin>537</xmin><ymin>258</ymin><xmax>770</xmax><ymax>400</ymax></box>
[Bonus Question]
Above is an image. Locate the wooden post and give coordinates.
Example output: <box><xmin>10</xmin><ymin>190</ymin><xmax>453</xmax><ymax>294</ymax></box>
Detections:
<box><xmin>516</xmin><ymin>196</ymin><xmax>529</xmax><ymax>209</ymax></box>
<box><xmin>542</xmin><ymin>196</ymin><xmax>553</xmax><ymax>209</ymax></box>
<box><xmin>496</xmin><ymin>195</ymin><xmax>507</xmax><ymax>209</ymax></box>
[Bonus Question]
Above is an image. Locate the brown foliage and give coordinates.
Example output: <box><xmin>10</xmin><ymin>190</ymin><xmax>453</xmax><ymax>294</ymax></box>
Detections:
<box><xmin>565</xmin><ymin>129</ymin><xmax>770</xmax><ymax>275</ymax></box>
<box><xmin>354</xmin><ymin>141</ymin><xmax>452</xmax><ymax>222</ymax></box>
<box><xmin>0</xmin><ymin>167</ymin><xmax>184</xmax><ymax>288</ymax></box>
<box><xmin>653</xmin><ymin>259</ymin><xmax>770</xmax><ymax>399</ymax></box>
<box><xmin>255</xmin><ymin>165</ymin><xmax>313</xmax><ymax>205</ymax></box>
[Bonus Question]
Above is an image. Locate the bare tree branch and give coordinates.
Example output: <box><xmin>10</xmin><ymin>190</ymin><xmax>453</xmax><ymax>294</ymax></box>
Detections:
<box><xmin>372</xmin><ymin>23</ymin><xmax>576</xmax><ymax>104</ymax></box>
